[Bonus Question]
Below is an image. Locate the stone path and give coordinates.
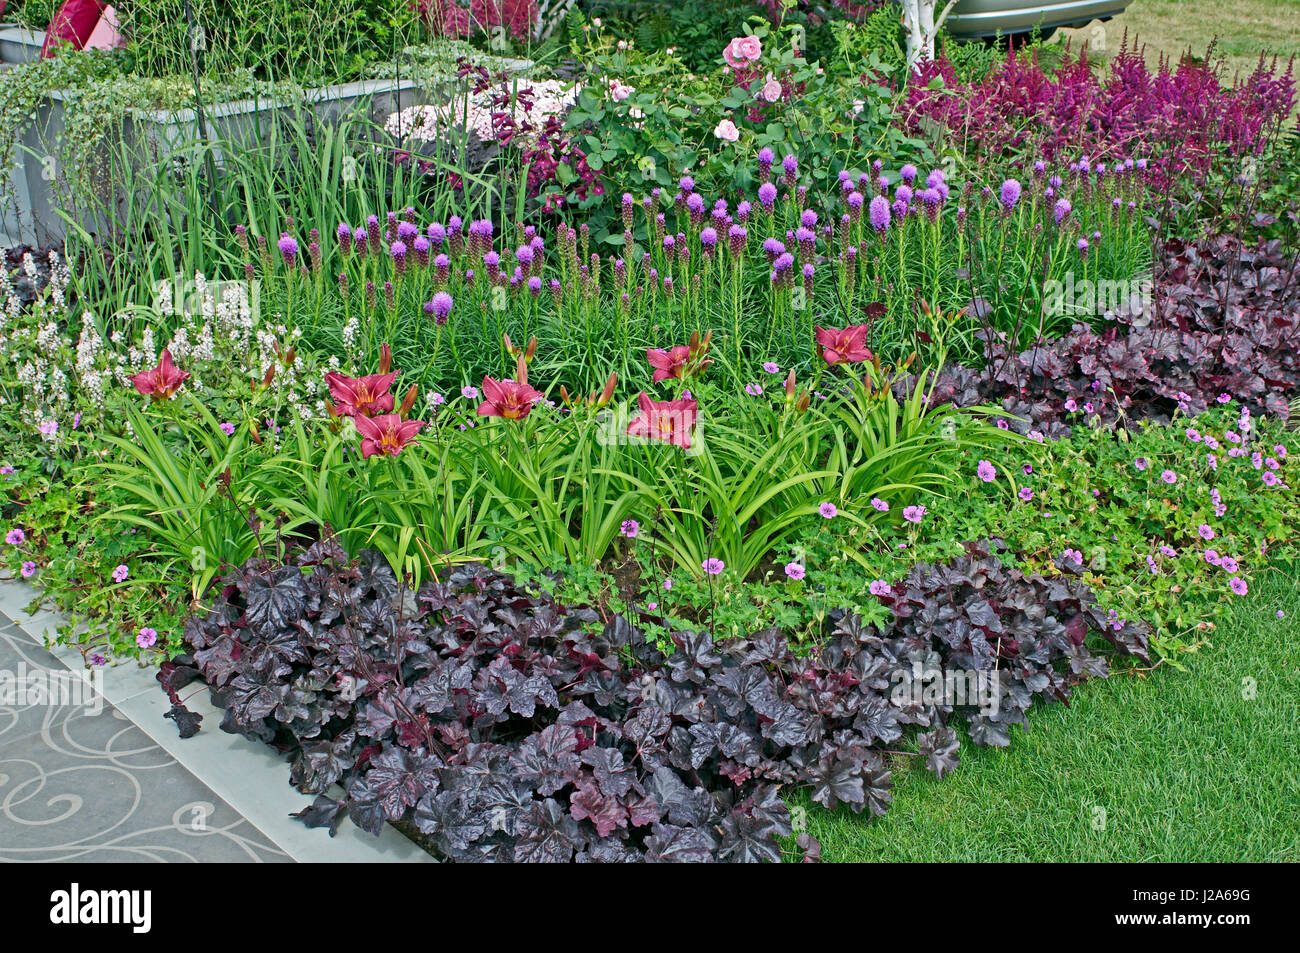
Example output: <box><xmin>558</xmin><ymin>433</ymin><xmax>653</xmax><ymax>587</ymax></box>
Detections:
<box><xmin>0</xmin><ymin>582</ymin><xmax>432</xmax><ymax>863</ymax></box>
<box><xmin>0</xmin><ymin>615</ymin><xmax>291</xmax><ymax>862</ymax></box>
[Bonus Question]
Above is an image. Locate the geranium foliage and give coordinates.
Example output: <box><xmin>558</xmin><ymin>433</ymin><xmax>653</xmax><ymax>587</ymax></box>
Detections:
<box><xmin>177</xmin><ymin>536</ymin><xmax>1148</xmax><ymax>862</ymax></box>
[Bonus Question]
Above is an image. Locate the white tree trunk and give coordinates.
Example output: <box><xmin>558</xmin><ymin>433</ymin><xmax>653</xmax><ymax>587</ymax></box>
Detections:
<box><xmin>900</xmin><ymin>0</ymin><xmax>960</xmax><ymax>70</ymax></box>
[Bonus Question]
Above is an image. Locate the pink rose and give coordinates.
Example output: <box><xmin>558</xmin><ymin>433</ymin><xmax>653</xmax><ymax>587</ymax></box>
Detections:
<box><xmin>713</xmin><ymin>119</ymin><xmax>740</xmax><ymax>142</ymax></box>
<box><xmin>724</xmin><ymin>35</ymin><xmax>762</xmax><ymax>68</ymax></box>
<box><xmin>760</xmin><ymin>78</ymin><xmax>781</xmax><ymax>102</ymax></box>
<box><xmin>608</xmin><ymin>80</ymin><xmax>634</xmax><ymax>102</ymax></box>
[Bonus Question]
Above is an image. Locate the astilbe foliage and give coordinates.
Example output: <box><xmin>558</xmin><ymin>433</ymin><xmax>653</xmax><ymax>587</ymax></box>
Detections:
<box><xmin>177</xmin><ymin>537</ymin><xmax>1148</xmax><ymax>861</ymax></box>
<box><xmin>930</xmin><ymin>234</ymin><xmax>1300</xmax><ymax>435</ymax></box>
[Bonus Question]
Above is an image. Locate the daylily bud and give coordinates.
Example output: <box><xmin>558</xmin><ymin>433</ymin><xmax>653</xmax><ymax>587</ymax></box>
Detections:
<box><xmin>784</xmin><ymin>369</ymin><xmax>796</xmax><ymax>400</ymax></box>
<box><xmin>559</xmin><ymin>385</ymin><xmax>573</xmax><ymax>407</ymax></box>
<box><xmin>524</xmin><ymin>335</ymin><xmax>537</xmax><ymax>363</ymax></box>
<box><xmin>595</xmin><ymin>371</ymin><xmax>617</xmax><ymax>408</ymax></box>
<box><xmin>397</xmin><ymin>383</ymin><xmax>419</xmax><ymax>417</ymax></box>
<box><xmin>283</xmin><ymin>346</ymin><xmax>296</xmax><ymax>367</ymax></box>
<box><xmin>795</xmin><ymin>390</ymin><xmax>810</xmax><ymax>412</ymax></box>
<box><xmin>261</xmin><ymin>363</ymin><xmax>276</xmax><ymax>389</ymax></box>
<box><xmin>516</xmin><ymin>354</ymin><xmax>529</xmax><ymax>387</ymax></box>
<box><xmin>249</xmin><ymin>420</ymin><xmax>263</xmax><ymax>445</ymax></box>
<box><xmin>503</xmin><ymin>332</ymin><xmax>518</xmax><ymax>357</ymax></box>
<box><xmin>378</xmin><ymin>342</ymin><xmax>392</xmax><ymax>375</ymax></box>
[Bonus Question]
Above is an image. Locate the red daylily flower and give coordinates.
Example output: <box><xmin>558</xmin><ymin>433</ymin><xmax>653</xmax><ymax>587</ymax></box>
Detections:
<box><xmin>130</xmin><ymin>349</ymin><xmax>190</xmax><ymax>400</ymax></box>
<box><xmin>647</xmin><ymin>331</ymin><xmax>714</xmax><ymax>384</ymax></box>
<box><xmin>815</xmin><ymin>324</ymin><xmax>873</xmax><ymax>365</ymax></box>
<box><xmin>626</xmin><ymin>391</ymin><xmax>698</xmax><ymax>449</ymax></box>
<box><xmin>477</xmin><ymin>375</ymin><xmax>544</xmax><ymax>420</ymax></box>
<box><xmin>324</xmin><ymin>370</ymin><xmax>398</xmax><ymax>417</ymax></box>
<box><xmin>354</xmin><ymin>414</ymin><xmax>425</xmax><ymax>458</ymax></box>
<box><xmin>646</xmin><ymin>345</ymin><xmax>692</xmax><ymax>382</ymax></box>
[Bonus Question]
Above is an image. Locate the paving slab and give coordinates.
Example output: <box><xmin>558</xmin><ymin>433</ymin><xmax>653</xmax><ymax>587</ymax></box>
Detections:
<box><xmin>0</xmin><ymin>580</ymin><xmax>434</xmax><ymax>863</ymax></box>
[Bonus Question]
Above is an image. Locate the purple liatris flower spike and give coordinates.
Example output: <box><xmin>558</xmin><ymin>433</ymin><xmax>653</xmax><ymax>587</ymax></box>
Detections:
<box><xmin>868</xmin><ymin>196</ymin><xmax>891</xmax><ymax>233</ymax></box>
<box><xmin>428</xmin><ymin>291</ymin><xmax>453</xmax><ymax>324</ymax></box>
<box><xmin>999</xmin><ymin>178</ymin><xmax>1022</xmax><ymax>210</ymax></box>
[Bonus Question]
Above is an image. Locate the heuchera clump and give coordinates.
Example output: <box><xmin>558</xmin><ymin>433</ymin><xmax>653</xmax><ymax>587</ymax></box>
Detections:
<box><xmin>929</xmin><ymin>234</ymin><xmax>1300</xmax><ymax>433</ymax></box>
<box><xmin>166</xmin><ymin>538</ymin><xmax>1148</xmax><ymax>862</ymax></box>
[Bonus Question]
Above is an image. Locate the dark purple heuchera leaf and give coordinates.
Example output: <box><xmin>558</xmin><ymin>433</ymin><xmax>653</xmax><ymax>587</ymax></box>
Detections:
<box><xmin>917</xmin><ymin>725</ymin><xmax>961</xmax><ymax>779</ymax></box>
<box><xmin>569</xmin><ymin>781</ymin><xmax>629</xmax><ymax>838</ymax></box>
<box><xmin>291</xmin><ymin>794</ymin><xmax>347</xmax><ymax>837</ymax></box>
<box><xmin>510</xmin><ymin>725</ymin><xmax>581</xmax><ymax>796</ymax></box>
<box><xmin>644</xmin><ymin>824</ymin><xmax>716</xmax><ymax>863</ymax></box>
<box><xmin>514</xmin><ymin>798</ymin><xmax>585</xmax><ymax>863</ymax></box>
<box><xmin>163</xmin><ymin>703</ymin><xmax>203</xmax><ymax>739</ymax></box>
<box><xmin>178</xmin><ymin>536</ymin><xmax>1145</xmax><ymax>861</ymax></box>
<box><xmin>347</xmin><ymin>745</ymin><xmax>441</xmax><ymax>827</ymax></box>
<box><xmin>240</xmin><ymin>566</ymin><xmax>309</xmax><ymax>632</ymax></box>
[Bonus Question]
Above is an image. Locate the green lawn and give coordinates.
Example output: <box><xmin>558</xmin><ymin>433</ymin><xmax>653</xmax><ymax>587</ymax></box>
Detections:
<box><xmin>1058</xmin><ymin>0</ymin><xmax>1300</xmax><ymax>83</ymax></box>
<box><xmin>796</xmin><ymin>563</ymin><xmax>1300</xmax><ymax>862</ymax></box>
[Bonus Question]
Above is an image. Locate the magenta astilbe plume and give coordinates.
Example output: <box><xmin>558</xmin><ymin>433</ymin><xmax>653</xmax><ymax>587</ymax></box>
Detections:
<box><xmin>899</xmin><ymin>42</ymin><xmax>1296</xmax><ymax>190</ymax></box>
